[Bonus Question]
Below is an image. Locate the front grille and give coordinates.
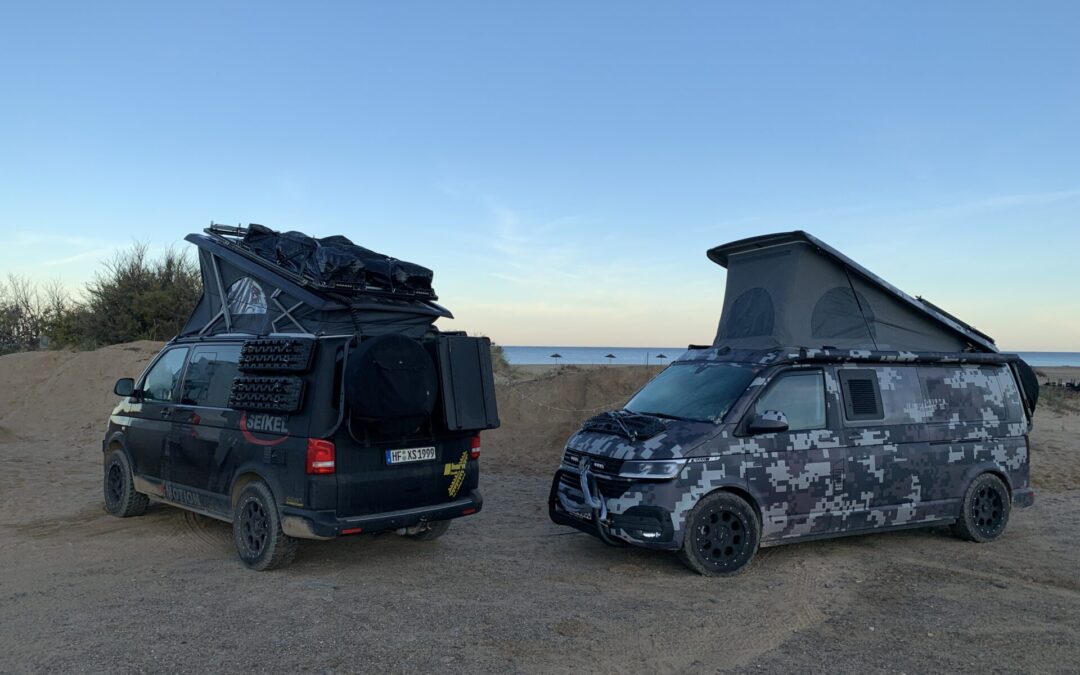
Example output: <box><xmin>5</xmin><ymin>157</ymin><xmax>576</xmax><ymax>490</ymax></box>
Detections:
<box><xmin>558</xmin><ymin>470</ymin><xmax>631</xmax><ymax>500</ymax></box>
<box><xmin>562</xmin><ymin>448</ymin><xmax>625</xmax><ymax>476</ymax></box>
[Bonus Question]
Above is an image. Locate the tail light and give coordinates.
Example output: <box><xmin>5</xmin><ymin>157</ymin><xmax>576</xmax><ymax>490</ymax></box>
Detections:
<box><xmin>469</xmin><ymin>434</ymin><xmax>481</xmax><ymax>460</ymax></box>
<box><xmin>306</xmin><ymin>439</ymin><xmax>336</xmax><ymax>474</ymax></box>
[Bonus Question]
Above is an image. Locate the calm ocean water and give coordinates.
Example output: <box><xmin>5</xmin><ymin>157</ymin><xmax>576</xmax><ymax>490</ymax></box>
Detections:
<box><xmin>502</xmin><ymin>346</ymin><xmax>1080</xmax><ymax>367</ymax></box>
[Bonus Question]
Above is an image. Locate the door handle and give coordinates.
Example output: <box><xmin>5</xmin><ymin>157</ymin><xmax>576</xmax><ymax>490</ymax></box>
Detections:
<box><xmin>161</xmin><ymin>407</ymin><xmax>173</xmax><ymax>419</ymax></box>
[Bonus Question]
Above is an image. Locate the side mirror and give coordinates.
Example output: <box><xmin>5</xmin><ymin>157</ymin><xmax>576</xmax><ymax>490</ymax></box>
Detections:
<box><xmin>114</xmin><ymin>378</ymin><xmax>135</xmax><ymax>397</ymax></box>
<box><xmin>748</xmin><ymin>410</ymin><xmax>789</xmax><ymax>434</ymax></box>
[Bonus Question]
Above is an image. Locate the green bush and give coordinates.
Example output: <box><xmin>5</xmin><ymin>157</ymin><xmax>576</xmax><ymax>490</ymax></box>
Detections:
<box><xmin>0</xmin><ymin>243</ymin><xmax>201</xmax><ymax>352</ymax></box>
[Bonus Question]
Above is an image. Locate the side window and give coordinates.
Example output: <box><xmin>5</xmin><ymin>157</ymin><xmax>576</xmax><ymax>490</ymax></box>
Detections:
<box><xmin>180</xmin><ymin>344</ymin><xmax>243</xmax><ymax>408</ymax></box>
<box><xmin>996</xmin><ymin>366</ymin><xmax>1024</xmax><ymax>422</ymax></box>
<box><xmin>755</xmin><ymin>371</ymin><xmax>826</xmax><ymax>432</ymax></box>
<box><xmin>837</xmin><ymin>366</ymin><xmax>930</xmax><ymax>425</ymax></box>
<box><xmin>141</xmin><ymin>348</ymin><xmax>189</xmax><ymax>402</ymax></box>
<box><xmin>919</xmin><ymin>365</ymin><xmax>1013</xmax><ymax>423</ymax></box>
<box><xmin>838</xmin><ymin>369</ymin><xmax>883</xmax><ymax>421</ymax></box>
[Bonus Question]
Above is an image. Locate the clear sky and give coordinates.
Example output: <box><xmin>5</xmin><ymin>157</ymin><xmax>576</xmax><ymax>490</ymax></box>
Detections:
<box><xmin>1</xmin><ymin>2</ymin><xmax>1077</xmax><ymax>350</ymax></box>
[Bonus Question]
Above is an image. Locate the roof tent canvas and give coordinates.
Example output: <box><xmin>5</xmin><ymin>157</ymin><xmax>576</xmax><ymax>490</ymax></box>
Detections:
<box><xmin>181</xmin><ymin>226</ymin><xmax>451</xmax><ymax>338</ymax></box>
<box><xmin>707</xmin><ymin>231</ymin><xmax>997</xmax><ymax>353</ymax></box>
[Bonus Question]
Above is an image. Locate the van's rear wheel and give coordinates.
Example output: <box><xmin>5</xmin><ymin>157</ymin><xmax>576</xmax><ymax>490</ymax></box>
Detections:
<box><xmin>103</xmin><ymin>449</ymin><xmax>148</xmax><ymax>517</ymax></box>
<box><xmin>404</xmin><ymin>520</ymin><xmax>451</xmax><ymax>541</ymax></box>
<box><xmin>952</xmin><ymin>473</ymin><xmax>1011</xmax><ymax>543</ymax></box>
<box><xmin>233</xmin><ymin>481</ymin><xmax>297</xmax><ymax>570</ymax></box>
<box><xmin>678</xmin><ymin>491</ymin><xmax>760</xmax><ymax>576</ymax></box>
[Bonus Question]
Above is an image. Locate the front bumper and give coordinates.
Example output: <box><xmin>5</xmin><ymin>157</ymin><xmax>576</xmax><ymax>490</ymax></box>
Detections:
<box><xmin>547</xmin><ymin>469</ymin><xmax>677</xmax><ymax>550</ymax></box>
<box><xmin>281</xmin><ymin>489</ymin><xmax>483</xmax><ymax>540</ymax></box>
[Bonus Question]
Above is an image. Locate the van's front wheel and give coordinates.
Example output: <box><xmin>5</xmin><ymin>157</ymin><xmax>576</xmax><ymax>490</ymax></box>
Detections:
<box><xmin>678</xmin><ymin>491</ymin><xmax>760</xmax><ymax>576</ymax></box>
<box><xmin>233</xmin><ymin>481</ymin><xmax>297</xmax><ymax>570</ymax></box>
<box><xmin>952</xmin><ymin>473</ymin><xmax>1011</xmax><ymax>543</ymax></box>
<box><xmin>103</xmin><ymin>449</ymin><xmax>149</xmax><ymax>517</ymax></box>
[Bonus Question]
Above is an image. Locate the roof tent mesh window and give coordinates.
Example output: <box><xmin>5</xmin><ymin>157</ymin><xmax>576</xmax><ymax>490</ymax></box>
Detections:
<box><xmin>812</xmin><ymin>287</ymin><xmax>875</xmax><ymax>341</ymax></box>
<box><xmin>226</xmin><ymin>277</ymin><xmax>267</xmax><ymax>315</ymax></box>
<box><xmin>718</xmin><ymin>287</ymin><xmax>775</xmax><ymax>339</ymax></box>
<box><xmin>839</xmin><ymin>369</ymin><xmax>884</xmax><ymax>421</ymax></box>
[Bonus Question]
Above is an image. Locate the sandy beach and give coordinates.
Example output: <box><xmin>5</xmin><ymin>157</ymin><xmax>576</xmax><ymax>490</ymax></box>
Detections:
<box><xmin>1</xmin><ymin>344</ymin><xmax>1078</xmax><ymax>672</ymax></box>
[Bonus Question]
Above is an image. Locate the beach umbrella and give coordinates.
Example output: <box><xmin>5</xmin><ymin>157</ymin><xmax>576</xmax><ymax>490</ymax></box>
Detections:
<box><xmin>656</xmin><ymin>354</ymin><xmax>668</xmax><ymax>362</ymax></box>
<box><xmin>605</xmin><ymin>353</ymin><xmax>616</xmax><ymax>364</ymax></box>
<box><xmin>550</xmin><ymin>352</ymin><xmax>562</xmax><ymax>365</ymax></box>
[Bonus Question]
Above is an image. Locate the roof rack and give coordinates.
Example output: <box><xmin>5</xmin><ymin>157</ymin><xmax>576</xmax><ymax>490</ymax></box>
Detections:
<box><xmin>205</xmin><ymin>223</ymin><xmax>438</xmax><ymax>302</ymax></box>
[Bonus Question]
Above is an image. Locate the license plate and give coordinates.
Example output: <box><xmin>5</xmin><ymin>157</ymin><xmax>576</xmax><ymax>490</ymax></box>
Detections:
<box><xmin>385</xmin><ymin>446</ymin><xmax>437</xmax><ymax>465</ymax></box>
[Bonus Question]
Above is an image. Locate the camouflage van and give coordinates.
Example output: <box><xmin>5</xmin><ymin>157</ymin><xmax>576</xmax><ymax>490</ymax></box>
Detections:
<box><xmin>549</xmin><ymin>232</ymin><xmax>1039</xmax><ymax>576</ymax></box>
<box><xmin>103</xmin><ymin>224</ymin><xmax>499</xmax><ymax>569</ymax></box>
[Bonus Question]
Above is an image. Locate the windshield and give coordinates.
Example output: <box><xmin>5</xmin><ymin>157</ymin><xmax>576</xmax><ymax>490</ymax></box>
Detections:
<box><xmin>624</xmin><ymin>362</ymin><xmax>756</xmax><ymax>423</ymax></box>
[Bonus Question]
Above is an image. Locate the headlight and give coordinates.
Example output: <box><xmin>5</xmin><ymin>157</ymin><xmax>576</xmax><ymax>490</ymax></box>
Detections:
<box><xmin>618</xmin><ymin>459</ymin><xmax>687</xmax><ymax>480</ymax></box>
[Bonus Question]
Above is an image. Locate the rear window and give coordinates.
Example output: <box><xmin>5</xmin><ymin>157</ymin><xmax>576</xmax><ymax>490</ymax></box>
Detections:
<box><xmin>181</xmin><ymin>344</ymin><xmax>242</xmax><ymax>408</ymax></box>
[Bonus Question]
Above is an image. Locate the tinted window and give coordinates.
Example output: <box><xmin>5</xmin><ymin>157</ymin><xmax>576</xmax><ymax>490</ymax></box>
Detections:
<box><xmin>839</xmin><ymin>366</ymin><xmax>925</xmax><ymax>426</ymax></box>
<box><xmin>181</xmin><ymin>345</ymin><xmax>242</xmax><ymax>408</ymax></box>
<box><xmin>919</xmin><ymin>365</ymin><xmax>1014</xmax><ymax>424</ymax></box>
<box><xmin>625</xmin><ymin>363</ymin><xmax>757</xmax><ymax>423</ymax></box>
<box><xmin>141</xmin><ymin>348</ymin><xmax>188</xmax><ymax>402</ymax></box>
<box><xmin>755</xmin><ymin>371</ymin><xmax>826</xmax><ymax>431</ymax></box>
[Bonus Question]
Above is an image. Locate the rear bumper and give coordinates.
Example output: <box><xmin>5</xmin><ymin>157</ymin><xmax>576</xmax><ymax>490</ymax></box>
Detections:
<box><xmin>1013</xmin><ymin>487</ymin><xmax>1035</xmax><ymax>509</ymax></box>
<box><xmin>280</xmin><ymin>489</ymin><xmax>482</xmax><ymax>540</ymax></box>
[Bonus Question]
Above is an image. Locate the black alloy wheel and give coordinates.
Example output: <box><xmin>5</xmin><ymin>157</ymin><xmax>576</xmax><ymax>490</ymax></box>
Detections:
<box><xmin>952</xmin><ymin>472</ymin><xmax>1012</xmax><ymax>543</ymax></box>
<box><xmin>232</xmin><ymin>480</ymin><xmax>298</xmax><ymax>570</ymax></box>
<box><xmin>678</xmin><ymin>491</ymin><xmax>760</xmax><ymax>576</ymax></box>
<box><xmin>102</xmin><ymin>449</ymin><xmax>149</xmax><ymax>517</ymax></box>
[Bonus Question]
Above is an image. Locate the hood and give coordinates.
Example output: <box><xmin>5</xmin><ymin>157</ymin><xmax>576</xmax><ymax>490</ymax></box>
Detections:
<box><xmin>566</xmin><ymin>413</ymin><xmax>719</xmax><ymax>462</ymax></box>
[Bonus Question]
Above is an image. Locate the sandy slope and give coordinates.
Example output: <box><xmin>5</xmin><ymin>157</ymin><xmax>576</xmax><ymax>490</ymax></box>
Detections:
<box><xmin>0</xmin><ymin>346</ymin><xmax>1078</xmax><ymax>673</ymax></box>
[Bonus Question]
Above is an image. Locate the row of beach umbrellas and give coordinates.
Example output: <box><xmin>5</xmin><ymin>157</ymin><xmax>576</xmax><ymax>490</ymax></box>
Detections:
<box><xmin>548</xmin><ymin>353</ymin><xmax>667</xmax><ymax>365</ymax></box>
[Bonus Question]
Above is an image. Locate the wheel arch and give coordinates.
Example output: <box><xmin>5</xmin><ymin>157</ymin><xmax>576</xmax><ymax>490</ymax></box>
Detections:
<box><xmin>673</xmin><ymin>482</ymin><xmax>764</xmax><ymax>548</ymax></box>
<box><xmin>230</xmin><ymin>470</ymin><xmax>270</xmax><ymax>508</ymax></box>
<box><xmin>961</xmin><ymin>461</ymin><xmax>1013</xmax><ymax>499</ymax></box>
<box><xmin>707</xmin><ymin>484</ymin><xmax>764</xmax><ymax>525</ymax></box>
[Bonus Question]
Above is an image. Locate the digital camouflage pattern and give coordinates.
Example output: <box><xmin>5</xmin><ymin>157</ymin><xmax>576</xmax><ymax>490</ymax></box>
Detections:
<box><xmin>549</xmin><ymin>347</ymin><xmax>1033</xmax><ymax>550</ymax></box>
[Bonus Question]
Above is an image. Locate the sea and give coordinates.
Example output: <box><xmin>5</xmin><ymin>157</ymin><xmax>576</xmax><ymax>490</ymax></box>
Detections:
<box><xmin>502</xmin><ymin>346</ymin><xmax>1080</xmax><ymax>367</ymax></box>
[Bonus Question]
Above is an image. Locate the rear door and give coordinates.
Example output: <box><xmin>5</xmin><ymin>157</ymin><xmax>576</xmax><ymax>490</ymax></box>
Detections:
<box><xmin>334</xmin><ymin>433</ymin><xmax>478</xmax><ymax>517</ymax></box>
<box><xmin>125</xmin><ymin>347</ymin><xmax>189</xmax><ymax>480</ymax></box>
<box><xmin>836</xmin><ymin>365</ymin><xmax>939</xmax><ymax>532</ymax></box>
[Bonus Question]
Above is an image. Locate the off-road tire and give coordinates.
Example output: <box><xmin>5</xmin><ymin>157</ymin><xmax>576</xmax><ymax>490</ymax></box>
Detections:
<box><xmin>952</xmin><ymin>473</ymin><xmax>1011</xmax><ymax>543</ymax></box>
<box><xmin>233</xmin><ymin>481</ymin><xmax>297</xmax><ymax>570</ymax></box>
<box><xmin>103</xmin><ymin>449</ymin><xmax>149</xmax><ymax>517</ymax></box>
<box><xmin>405</xmin><ymin>519</ymin><xmax>451</xmax><ymax>541</ymax></box>
<box><xmin>678</xmin><ymin>491</ymin><xmax>760</xmax><ymax>577</ymax></box>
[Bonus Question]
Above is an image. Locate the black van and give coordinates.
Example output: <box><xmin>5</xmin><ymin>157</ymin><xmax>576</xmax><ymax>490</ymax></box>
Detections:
<box><xmin>103</xmin><ymin>225</ymin><xmax>499</xmax><ymax>570</ymax></box>
<box><xmin>549</xmin><ymin>232</ymin><xmax>1039</xmax><ymax>576</ymax></box>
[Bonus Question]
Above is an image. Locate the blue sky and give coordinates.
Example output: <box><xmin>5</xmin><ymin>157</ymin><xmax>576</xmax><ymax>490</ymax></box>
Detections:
<box><xmin>1</xmin><ymin>2</ymin><xmax>1077</xmax><ymax>350</ymax></box>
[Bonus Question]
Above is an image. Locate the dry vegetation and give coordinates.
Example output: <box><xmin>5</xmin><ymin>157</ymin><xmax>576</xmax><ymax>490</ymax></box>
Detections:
<box><xmin>0</xmin><ymin>244</ymin><xmax>199</xmax><ymax>354</ymax></box>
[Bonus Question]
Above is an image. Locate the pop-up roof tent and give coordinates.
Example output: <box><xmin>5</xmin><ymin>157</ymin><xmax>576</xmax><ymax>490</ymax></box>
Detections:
<box><xmin>181</xmin><ymin>224</ymin><xmax>452</xmax><ymax>338</ymax></box>
<box><xmin>707</xmin><ymin>231</ymin><xmax>998</xmax><ymax>353</ymax></box>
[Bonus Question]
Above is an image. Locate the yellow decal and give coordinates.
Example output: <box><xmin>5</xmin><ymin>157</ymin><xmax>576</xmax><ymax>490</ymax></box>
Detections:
<box><xmin>443</xmin><ymin>451</ymin><xmax>468</xmax><ymax>497</ymax></box>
